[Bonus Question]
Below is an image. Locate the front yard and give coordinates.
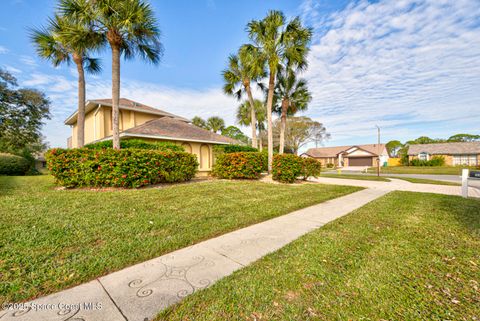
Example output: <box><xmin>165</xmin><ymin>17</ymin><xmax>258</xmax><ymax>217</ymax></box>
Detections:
<box><xmin>159</xmin><ymin>191</ymin><xmax>480</xmax><ymax>320</ymax></box>
<box><xmin>369</xmin><ymin>166</ymin><xmax>476</xmax><ymax>175</ymax></box>
<box><xmin>0</xmin><ymin>175</ymin><xmax>360</xmax><ymax>303</ymax></box>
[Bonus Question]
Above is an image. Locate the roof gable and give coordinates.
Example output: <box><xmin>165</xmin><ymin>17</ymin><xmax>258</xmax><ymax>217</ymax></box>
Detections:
<box><xmin>305</xmin><ymin>144</ymin><xmax>386</xmax><ymax>158</ymax></box>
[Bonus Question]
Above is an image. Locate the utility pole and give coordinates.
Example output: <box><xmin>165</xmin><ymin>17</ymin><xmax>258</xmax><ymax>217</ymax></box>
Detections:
<box><xmin>376</xmin><ymin>125</ymin><xmax>380</xmax><ymax>177</ymax></box>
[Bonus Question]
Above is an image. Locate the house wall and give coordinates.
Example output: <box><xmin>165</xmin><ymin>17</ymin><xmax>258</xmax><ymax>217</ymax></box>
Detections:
<box><xmin>70</xmin><ymin>106</ymin><xmax>160</xmax><ymax>147</ymax></box>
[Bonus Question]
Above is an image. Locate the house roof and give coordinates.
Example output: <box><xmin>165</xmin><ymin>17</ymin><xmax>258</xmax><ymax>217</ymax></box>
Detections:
<box><xmin>64</xmin><ymin>98</ymin><xmax>189</xmax><ymax>125</ymax></box>
<box><xmin>407</xmin><ymin>142</ymin><xmax>480</xmax><ymax>155</ymax></box>
<box><xmin>304</xmin><ymin>144</ymin><xmax>386</xmax><ymax>158</ymax></box>
<box><xmin>118</xmin><ymin>117</ymin><xmax>240</xmax><ymax>145</ymax></box>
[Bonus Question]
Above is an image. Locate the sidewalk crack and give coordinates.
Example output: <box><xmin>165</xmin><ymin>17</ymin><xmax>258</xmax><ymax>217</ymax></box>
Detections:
<box><xmin>97</xmin><ymin>279</ymin><xmax>129</xmax><ymax>321</ymax></box>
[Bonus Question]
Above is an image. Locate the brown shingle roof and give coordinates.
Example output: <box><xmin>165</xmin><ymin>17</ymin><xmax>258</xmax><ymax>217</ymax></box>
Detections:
<box><xmin>407</xmin><ymin>142</ymin><xmax>480</xmax><ymax>155</ymax></box>
<box><xmin>305</xmin><ymin>144</ymin><xmax>386</xmax><ymax>158</ymax></box>
<box><xmin>122</xmin><ymin>117</ymin><xmax>239</xmax><ymax>145</ymax></box>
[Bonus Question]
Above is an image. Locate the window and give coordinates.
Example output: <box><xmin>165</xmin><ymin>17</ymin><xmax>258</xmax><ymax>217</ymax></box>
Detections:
<box><xmin>418</xmin><ymin>152</ymin><xmax>429</xmax><ymax>161</ymax></box>
<box><xmin>453</xmin><ymin>155</ymin><xmax>477</xmax><ymax>166</ymax></box>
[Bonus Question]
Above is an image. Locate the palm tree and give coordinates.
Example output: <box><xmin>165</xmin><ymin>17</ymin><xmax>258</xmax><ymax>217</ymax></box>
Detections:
<box><xmin>236</xmin><ymin>99</ymin><xmax>266</xmax><ymax>151</ymax></box>
<box><xmin>274</xmin><ymin>67</ymin><xmax>312</xmax><ymax>154</ymax></box>
<box><xmin>191</xmin><ymin>116</ymin><xmax>207</xmax><ymax>129</ymax></box>
<box><xmin>206</xmin><ymin>116</ymin><xmax>225</xmax><ymax>133</ymax></box>
<box><xmin>60</xmin><ymin>0</ymin><xmax>163</xmax><ymax>149</ymax></box>
<box><xmin>223</xmin><ymin>44</ymin><xmax>265</xmax><ymax>148</ymax></box>
<box><xmin>31</xmin><ymin>14</ymin><xmax>102</xmax><ymax>148</ymax></box>
<box><xmin>247</xmin><ymin>11</ymin><xmax>312</xmax><ymax>172</ymax></box>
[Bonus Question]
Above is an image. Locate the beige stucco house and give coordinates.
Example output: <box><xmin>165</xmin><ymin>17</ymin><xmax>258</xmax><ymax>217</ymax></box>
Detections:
<box><xmin>64</xmin><ymin>98</ymin><xmax>238</xmax><ymax>175</ymax></box>
<box><xmin>301</xmin><ymin>144</ymin><xmax>389</xmax><ymax>167</ymax></box>
<box><xmin>408</xmin><ymin>142</ymin><xmax>480</xmax><ymax>166</ymax></box>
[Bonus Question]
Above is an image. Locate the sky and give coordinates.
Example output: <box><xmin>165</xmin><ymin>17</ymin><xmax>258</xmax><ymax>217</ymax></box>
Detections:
<box><xmin>0</xmin><ymin>0</ymin><xmax>479</xmax><ymax>152</ymax></box>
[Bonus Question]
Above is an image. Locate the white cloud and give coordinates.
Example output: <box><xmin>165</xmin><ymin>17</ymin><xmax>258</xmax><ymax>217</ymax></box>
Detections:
<box><xmin>0</xmin><ymin>46</ymin><xmax>8</xmax><ymax>54</ymax></box>
<box><xmin>19</xmin><ymin>55</ymin><xmax>37</xmax><ymax>67</ymax></box>
<box><xmin>300</xmin><ymin>0</ymin><xmax>480</xmax><ymax>147</ymax></box>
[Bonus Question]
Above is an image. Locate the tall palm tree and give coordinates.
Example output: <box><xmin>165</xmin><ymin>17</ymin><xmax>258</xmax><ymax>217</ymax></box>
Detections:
<box><xmin>31</xmin><ymin>14</ymin><xmax>102</xmax><ymax>148</ymax></box>
<box><xmin>247</xmin><ymin>11</ymin><xmax>312</xmax><ymax>172</ymax></box>
<box><xmin>223</xmin><ymin>44</ymin><xmax>265</xmax><ymax>148</ymax></box>
<box><xmin>274</xmin><ymin>67</ymin><xmax>312</xmax><ymax>154</ymax></box>
<box><xmin>191</xmin><ymin>116</ymin><xmax>207</xmax><ymax>129</ymax></box>
<box><xmin>60</xmin><ymin>0</ymin><xmax>163</xmax><ymax>149</ymax></box>
<box><xmin>206</xmin><ymin>116</ymin><xmax>225</xmax><ymax>133</ymax></box>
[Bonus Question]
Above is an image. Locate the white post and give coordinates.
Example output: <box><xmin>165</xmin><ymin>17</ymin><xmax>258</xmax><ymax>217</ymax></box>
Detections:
<box><xmin>461</xmin><ymin>169</ymin><xmax>469</xmax><ymax>198</ymax></box>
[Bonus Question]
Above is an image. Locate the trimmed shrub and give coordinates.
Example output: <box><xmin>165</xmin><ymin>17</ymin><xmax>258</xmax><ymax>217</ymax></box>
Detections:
<box><xmin>272</xmin><ymin>154</ymin><xmax>303</xmax><ymax>183</ymax></box>
<box><xmin>301</xmin><ymin>157</ymin><xmax>322</xmax><ymax>180</ymax></box>
<box><xmin>213</xmin><ymin>144</ymin><xmax>258</xmax><ymax>155</ymax></box>
<box><xmin>46</xmin><ymin>148</ymin><xmax>198</xmax><ymax>188</ymax></box>
<box><xmin>409</xmin><ymin>156</ymin><xmax>445</xmax><ymax>166</ymax></box>
<box><xmin>212</xmin><ymin>152</ymin><xmax>265</xmax><ymax>179</ymax></box>
<box><xmin>84</xmin><ymin>139</ymin><xmax>184</xmax><ymax>152</ymax></box>
<box><xmin>0</xmin><ymin>153</ymin><xmax>31</xmax><ymax>175</ymax></box>
<box><xmin>326</xmin><ymin>163</ymin><xmax>335</xmax><ymax>168</ymax></box>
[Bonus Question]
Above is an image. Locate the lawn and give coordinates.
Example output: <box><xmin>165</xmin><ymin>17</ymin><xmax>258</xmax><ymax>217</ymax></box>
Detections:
<box><xmin>368</xmin><ymin>166</ymin><xmax>475</xmax><ymax>175</ymax></box>
<box><xmin>159</xmin><ymin>192</ymin><xmax>480</xmax><ymax>320</ymax></box>
<box><xmin>320</xmin><ymin>173</ymin><xmax>390</xmax><ymax>182</ymax></box>
<box><xmin>392</xmin><ymin>177</ymin><xmax>461</xmax><ymax>186</ymax></box>
<box><xmin>0</xmin><ymin>175</ymin><xmax>360</xmax><ymax>303</ymax></box>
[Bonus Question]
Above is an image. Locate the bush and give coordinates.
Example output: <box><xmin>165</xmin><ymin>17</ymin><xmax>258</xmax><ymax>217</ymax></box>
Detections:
<box><xmin>0</xmin><ymin>153</ymin><xmax>31</xmax><ymax>175</ymax></box>
<box><xmin>326</xmin><ymin>163</ymin><xmax>335</xmax><ymax>169</ymax></box>
<box><xmin>272</xmin><ymin>154</ymin><xmax>303</xmax><ymax>183</ymax></box>
<box><xmin>212</xmin><ymin>152</ymin><xmax>265</xmax><ymax>179</ymax></box>
<box><xmin>213</xmin><ymin>144</ymin><xmax>258</xmax><ymax>155</ymax></box>
<box><xmin>84</xmin><ymin>139</ymin><xmax>184</xmax><ymax>152</ymax></box>
<box><xmin>46</xmin><ymin>148</ymin><xmax>198</xmax><ymax>188</ymax></box>
<box><xmin>409</xmin><ymin>156</ymin><xmax>445</xmax><ymax>166</ymax></box>
<box><xmin>301</xmin><ymin>158</ymin><xmax>322</xmax><ymax>180</ymax></box>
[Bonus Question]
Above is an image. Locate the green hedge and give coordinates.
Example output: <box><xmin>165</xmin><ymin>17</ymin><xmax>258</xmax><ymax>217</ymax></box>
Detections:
<box><xmin>46</xmin><ymin>148</ymin><xmax>198</xmax><ymax>188</ymax></box>
<box><xmin>0</xmin><ymin>153</ymin><xmax>31</xmax><ymax>175</ymax></box>
<box><xmin>84</xmin><ymin>139</ymin><xmax>184</xmax><ymax>152</ymax></box>
<box><xmin>272</xmin><ymin>154</ymin><xmax>303</xmax><ymax>183</ymax></box>
<box><xmin>213</xmin><ymin>144</ymin><xmax>258</xmax><ymax>155</ymax></box>
<box><xmin>212</xmin><ymin>152</ymin><xmax>265</xmax><ymax>179</ymax></box>
<box><xmin>409</xmin><ymin>156</ymin><xmax>445</xmax><ymax>166</ymax></box>
<box><xmin>301</xmin><ymin>157</ymin><xmax>322</xmax><ymax>180</ymax></box>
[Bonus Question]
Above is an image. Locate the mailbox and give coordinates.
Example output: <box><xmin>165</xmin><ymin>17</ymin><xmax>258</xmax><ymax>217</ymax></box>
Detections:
<box><xmin>469</xmin><ymin>171</ymin><xmax>480</xmax><ymax>178</ymax></box>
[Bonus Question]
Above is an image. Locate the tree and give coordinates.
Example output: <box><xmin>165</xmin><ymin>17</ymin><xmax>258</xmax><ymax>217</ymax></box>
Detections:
<box><xmin>274</xmin><ymin>66</ymin><xmax>311</xmax><ymax>154</ymax></box>
<box><xmin>221</xmin><ymin>126</ymin><xmax>249</xmax><ymax>144</ymax></box>
<box><xmin>406</xmin><ymin>136</ymin><xmax>444</xmax><ymax>145</ymax></box>
<box><xmin>386</xmin><ymin>140</ymin><xmax>403</xmax><ymax>157</ymax></box>
<box><xmin>60</xmin><ymin>0</ymin><xmax>163</xmax><ymax>149</ymax></box>
<box><xmin>0</xmin><ymin>69</ymin><xmax>51</xmax><ymax>157</ymax></box>
<box><xmin>206</xmin><ymin>116</ymin><xmax>225</xmax><ymax>133</ymax></box>
<box><xmin>31</xmin><ymin>13</ymin><xmax>102</xmax><ymax>148</ymax></box>
<box><xmin>223</xmin><ymin>44</ymin><xmax>266</xmax><ymax>148</ymax></box>
<box><xmin>191</xmin><ymin>116</ymin><xmax>207</xmax><ymax>129</ymax></box>
<box><xmin>273</xmin><ymin>116</ymin><xmax>328</xmax><ymax>155</ymax></box>
<box><xmin>236</xmin><ymin>98</ymin><xmax>266</xmax><ymax>147</ymax></box>
<box><xmin>448</xmin><ymin>133</ymin><xmax>480</xmax><ymax>142</ymax></box>
<box><xmin>247</xmin><ymin>11</ymin><xmax>312</xmax><ymax>172</ymax></box>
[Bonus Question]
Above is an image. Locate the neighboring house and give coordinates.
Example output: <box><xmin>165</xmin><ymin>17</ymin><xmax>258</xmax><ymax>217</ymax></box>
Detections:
<box><xmin>301</xmin><ymin>144</ymin><xmax>389</xmax><ymax>167</ymax></box>
<box><xmin>34</xmin><ymin>152</ymin><xmax>47</xmax><ymax>171</ymax></box>
<box><xmin>407</xmin><ymin>142</ymin><xmax>480</xmax><ymax>166</ymax></box>
<box><xmin>64</xmin><ymin>98</ymin><xmax>239</xmax><ymax>174</ymax></box>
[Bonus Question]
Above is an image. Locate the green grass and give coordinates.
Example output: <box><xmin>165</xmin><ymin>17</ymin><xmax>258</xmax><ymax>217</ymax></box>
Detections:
<box><xmin>392</xmin><ymin>177</ymin><xmax>461</xmax><ymax>186</ymax></box>
<box><xmin>369</xmin><ymin>166</ymin><xmax>476</xmax><ymax>175</ymax></box>
<box><xmin>0</xmin><ymin>175</ymin><xmax>360</xmax><ymax>303</ymax></box>
<box><xmin>320</xmin><ymin>173</ymin><xmax>390</xmax><ymax>182</ymax></box>
<box><xmin>159</xmin><ymin>192</ymin><xmax>480</xmax><ymax>320</ymax></box>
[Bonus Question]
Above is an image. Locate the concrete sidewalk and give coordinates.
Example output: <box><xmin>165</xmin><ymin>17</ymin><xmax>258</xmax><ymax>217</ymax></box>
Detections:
<box><xmin>310</xmin><ymin>177</ymin><xmax>480</xmax><ymax>198</ymax></box>
<box><xmin>0</xmin><ymin>188</ymin><xmax>388</xmax><ymax>321</ymax></box>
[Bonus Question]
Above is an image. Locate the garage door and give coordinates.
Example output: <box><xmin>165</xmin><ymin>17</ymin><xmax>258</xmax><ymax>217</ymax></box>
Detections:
<box><xmin>348</xmin><ymin>157</ymin><xmax>373</xmax><ymax>166</ymax></box>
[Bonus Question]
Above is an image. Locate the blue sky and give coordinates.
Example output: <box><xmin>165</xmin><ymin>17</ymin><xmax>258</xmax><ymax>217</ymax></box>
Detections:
<box><xmin>1</xmin><ymin>0</ymin><xmax>479</xmax><ymax>151</ymax></box>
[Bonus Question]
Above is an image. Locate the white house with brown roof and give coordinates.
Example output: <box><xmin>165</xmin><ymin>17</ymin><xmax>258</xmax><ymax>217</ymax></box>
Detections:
<box><xmin>64</xmin><ymin>98</ymin><xmax>239</xmax><ymax>174</ymax></box>
<box><xmin>408</xmin><ymin>142</ymin><xmax>480</xmax><ymax>166</ymax></box>
<box><xmin>302</xmin><ymin>144</ymin><xmax>389</xmax><ymax>168</ymax></box>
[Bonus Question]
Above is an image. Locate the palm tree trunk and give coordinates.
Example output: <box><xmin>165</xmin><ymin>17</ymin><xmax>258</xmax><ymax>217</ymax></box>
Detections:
<box><xmin>73</xmin><ymin>54</ymin><xmax>86</xmax><ymax>148</ymax></box>
<box><xmin>245</xmin><ymin>84</ymin><xmax>257</xmax><ymax>148</ymax></box>
<box><xmin>111</xmin><ymin>45</ymin><xmax>121</xmax><ymax>149</ymax></box>
<box><xmin>279</xmin><ymin>98</ymin><xmax>288</xmax><ymax>154</ymax></box>
<box><xmin>266</xmin><ymin>71</ymin><xmax>275</xmax><ymax>173</ymax></box>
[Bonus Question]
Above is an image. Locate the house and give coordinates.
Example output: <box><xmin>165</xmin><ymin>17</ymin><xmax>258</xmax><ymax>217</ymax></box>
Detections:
<box><xmin>301</xmin><ymin>144</ymin><xmax>389</xmax><ymax>167</ymax></box>
<box><xmin>407</xmin><ymin>142</ymin><xmax>480</xmax><ymax>166</ymax></box>
<box><xmin>64</xmin><ymin>98</ymin><xmax>239</xmax><ymax>174</ymax></box>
